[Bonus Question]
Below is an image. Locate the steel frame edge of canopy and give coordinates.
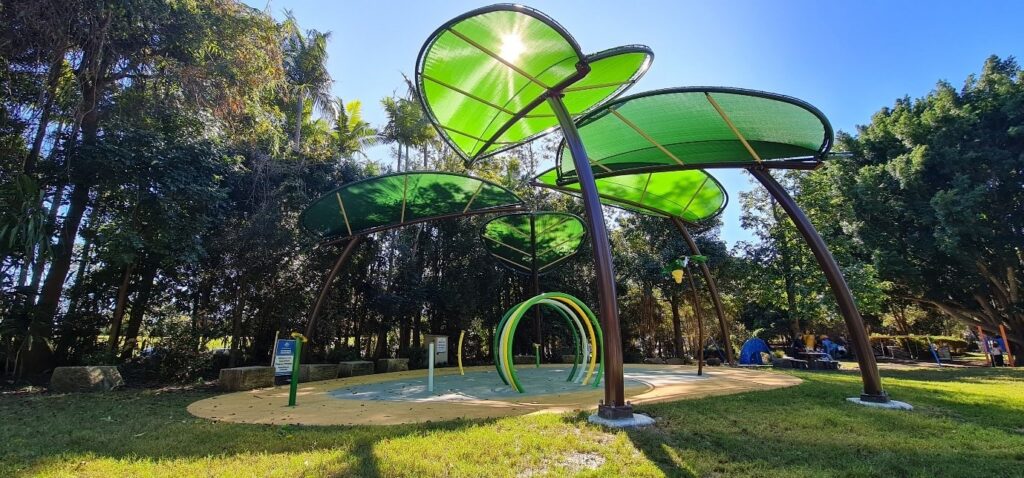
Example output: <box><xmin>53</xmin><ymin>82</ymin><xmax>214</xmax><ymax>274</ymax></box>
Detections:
<box><xmin>315</xmin><ymin>205</ymin><xmax>526</xmax><ymax>248</ymax></box>
<box><xmin>554</xmin><ymin>159</ymin><xmax>824</xmax><ymax>187</ymax></box>
<box><xmin>528</xmin><ymin>174</ymin><xmax>729</xmax><ymax>227</ymax></box>
<box><xmin>746</xmin><ymin>166</ymin><xmax>889</xmax><ymax>403</ymax></box>
<box><xmin>413</xmin><ymin>4</ymin><xmax>591</xmax><ymax>164</ymax></box>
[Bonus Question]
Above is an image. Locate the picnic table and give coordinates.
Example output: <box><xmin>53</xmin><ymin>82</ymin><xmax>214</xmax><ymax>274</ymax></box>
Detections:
<box><xmin>798</xmin><ymin>351</ymin><xmax>839</xmax><ymax>370</ymax></box>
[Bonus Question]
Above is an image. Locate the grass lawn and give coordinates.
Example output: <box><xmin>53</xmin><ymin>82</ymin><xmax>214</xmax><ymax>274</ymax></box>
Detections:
<box><xmin>1</xmin><ymin>366</ymin><xmax>1022</xmax><ymax>477</ymax></box>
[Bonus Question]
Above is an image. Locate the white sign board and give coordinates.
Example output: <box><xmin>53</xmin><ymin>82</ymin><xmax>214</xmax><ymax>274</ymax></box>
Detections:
<box><xmin>436</xmin><ymin>337</ymin><xmax>447</xmax><ymax>354</ymax></box>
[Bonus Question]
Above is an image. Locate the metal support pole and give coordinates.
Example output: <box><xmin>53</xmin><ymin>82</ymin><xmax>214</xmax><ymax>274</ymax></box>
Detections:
<box><xmin>305</xmin><ymin>235</ymin><xmax>364</xmax><ymax>340</ymax></box>
<box><xmin>530</xmin><ymin>214</ymin><xmax>542</xmax><ymax>358</ymax></box>
<box><xmin>685</xmin><ymin>266</ymin><xmax>705</xmax><ymax>376</ymax></box>
<box><xmin>999</xmin><ymin>324</ymin><xmax>1015</xmax><ymax>367</ymax></box>
<box><xmin>548</xmin><ymin>93</ymin><xmax>630</xmax><ymax>419</ymax></box>
<box><xmin>748</xmin><ymin>167</ymin><xmax>887</xmax><ymax>402</ymax></box>
<box><xmin>428</xmin><ymin>342</ymin><xmax>435</xmax><ymax>392</ymax></box>
<box><xmin>671</xmin><ymin>217</ymin><xmax>735</xmax><ymax>365</ymax></box>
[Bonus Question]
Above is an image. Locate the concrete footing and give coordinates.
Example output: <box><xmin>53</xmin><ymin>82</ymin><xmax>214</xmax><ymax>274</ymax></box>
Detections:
<box><xmin>846</xmin><ymin>397</ymin><xmax>913</xmax><ymax>410</ymax></box>
<box><xmin>587</xmin><ymin>412</ymin><xmax>655</xmax><ymax>428</ymax></box>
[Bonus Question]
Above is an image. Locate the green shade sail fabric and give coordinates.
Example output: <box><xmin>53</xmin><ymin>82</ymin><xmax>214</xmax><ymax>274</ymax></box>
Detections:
<box><xmin>301</xmin><ymin>172</ymin><xmax>524</xmax><ymax>240</ymax></box>
<box><xmin>480</xmin><ymin>212</ymin><xmax>587</xmax><ymax>274</ymax></box>
<box><xmin>555</xmin><ymin>87</ymin><xmax>834</xmax><ymax>184</ymax></box>
<box><xmin>533</xmin><ymin>167</ymin><xmax>727</xmax><ymax>223</ymax></box>
<box><xmin>416</xmin><ymin>4</ymin><xmax>651</xmax><ymax>162</ymax></box>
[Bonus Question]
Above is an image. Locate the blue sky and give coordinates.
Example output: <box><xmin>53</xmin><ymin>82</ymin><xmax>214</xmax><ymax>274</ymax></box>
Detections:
<box><xmin>249</xmin><ymin>0</ymin><xmax>1022</xmax><ymax>246</ymax></box>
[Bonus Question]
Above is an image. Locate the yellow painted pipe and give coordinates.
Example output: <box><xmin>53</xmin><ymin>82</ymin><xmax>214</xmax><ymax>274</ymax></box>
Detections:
<box><xmin>457</xmin><ymin>330</ymin><xmax>465</xmax><ymax>375</ymax></box>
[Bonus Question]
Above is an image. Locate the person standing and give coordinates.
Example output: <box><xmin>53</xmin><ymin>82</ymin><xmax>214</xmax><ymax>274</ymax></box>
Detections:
<box><xmin>991</xmin><ymin>340</ymin><xmax>1005</xmax><ymax>367</ymax></box>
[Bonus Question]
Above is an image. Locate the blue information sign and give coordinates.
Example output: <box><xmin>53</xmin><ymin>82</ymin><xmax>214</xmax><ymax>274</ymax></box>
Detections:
<box><xmin>273</xmin><ymin>339</ymin><xmax>297</xmax><ymax>376</ymax></box>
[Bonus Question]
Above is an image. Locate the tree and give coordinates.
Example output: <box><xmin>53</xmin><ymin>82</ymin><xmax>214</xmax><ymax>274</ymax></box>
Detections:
<box><xmin>282</xmin><ymin>11</ymin><xmax>336</xmax><ymax>152</ymax></box>
<box><xmin>333</xmin><ymin>99</ymin><xmax>378</xmax><ymax>161</ymax></box>
<box><xmin>836</xmin><ymin>55</ymin><xmax>1024</xmax><ymax>350</ymax></box>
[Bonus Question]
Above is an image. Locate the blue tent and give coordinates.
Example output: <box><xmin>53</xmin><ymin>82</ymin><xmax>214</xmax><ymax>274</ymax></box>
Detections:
<box><xmin>739</xmin><ymin>337</ymin><xmax>771</xmax><ymax>365</ymax></box>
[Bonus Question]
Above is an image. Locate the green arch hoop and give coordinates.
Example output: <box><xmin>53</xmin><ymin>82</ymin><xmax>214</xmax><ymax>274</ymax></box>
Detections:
<box><xmin>493</xmin><ymin>292</ymin><xmax>604</xmax><ymax>393</ymax></box>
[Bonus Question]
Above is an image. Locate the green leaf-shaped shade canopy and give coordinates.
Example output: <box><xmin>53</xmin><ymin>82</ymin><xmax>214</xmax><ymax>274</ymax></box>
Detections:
<box><xmin>301</xmin><ymin>172</ymin><xmax>524</xmax><ymax>240</ymax></box>
<box><xmin>534</xmin><ymin>167</ymin><xmax>726</xmax><ymax>223</ymax></box>
<box><xmin>481</xmin><ymin>212</ymin><xmax>587</xmax><ymax>274</ymax></box>
<box><xmin>416</xmin><ymin>4</ymin><xmax>651</xmax><ymax>162</ymax></box>
<box><xmin>556</xmin><ymin>87</ymin><xmax>833</xmax><ymax>183</ymax></box>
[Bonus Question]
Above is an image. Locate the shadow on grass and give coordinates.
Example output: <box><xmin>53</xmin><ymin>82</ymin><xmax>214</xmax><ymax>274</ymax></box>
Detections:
<box><xmin>0</xmin><ymin>388</ymin><xmax>497</xmax><ymax>477</ymax></box>
<box><xmin>550</xmin><ymin>367</ymin><xmax>1024</xmax><ymax>477</ymax></box>
<box><xmin>609</xmin><ymin>367</ymin><xmax>1024</xmax><ymax>477</ymax></box>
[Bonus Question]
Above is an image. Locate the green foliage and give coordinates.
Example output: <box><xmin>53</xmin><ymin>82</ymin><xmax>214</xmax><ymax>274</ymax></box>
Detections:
<box><xmin>836</xmin><ymin>55</ymin><xmax>1024</xmax><ymax>345</ymax></box>
<box><xmin>0</xmin><ymin>174</ymin><xmax>51</xmax><ymax>260</ymax></box>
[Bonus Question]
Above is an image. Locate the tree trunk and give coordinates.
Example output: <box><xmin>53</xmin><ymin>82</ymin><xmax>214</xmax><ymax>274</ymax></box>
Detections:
<box><xmin>120</xmin><ymin>263</ymin><xmax>158</xmax><ymax>359</ymax></box>
<box><xmin>107</xmin><ymin>262</ymin><xmax>135</xmax><ymax>354</ymax></box>
<box><xmin>33</xmin><ymin>182</ymin><xmax>90</xmax><ymax>336</ymax></box>
<box><xmin>398</xmin><ymin>315</ymin><xmax>411</xmax><ymax>356</ymax></box>
<box><xmin>23</xmin><ymin>52</ymin><xmax>65</xmax><ymax>175</ymax></box>
<box><xmin>772</xmin><ymin>199</ymin><xmax>801</xmax><ymax>336</ymax></box>
<box><xmin>670</xmin><ymin>291</ymin><xmax>682</xmax><ymax>357</ymax></box>
<box><xmin>27</xmin><ymin>181</ymin><xmax>67</xmax><ymax>307</ymax></box>
<box><xmin>293</xmin><ymin>93</ymin><xmax>303</xmax><ymax>151</ymax></box>
<box><xmin>230</xmin><ymin>280</ymin><xmax>246</xmax><ymax>367</ymax></box>
<box><xmin>373</xmin><ymin>323</ymin><xmax>388</xmax><ymax>359</ymax></box>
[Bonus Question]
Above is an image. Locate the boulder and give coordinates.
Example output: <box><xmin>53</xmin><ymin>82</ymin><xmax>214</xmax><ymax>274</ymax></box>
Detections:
<box><xmin>299</xmin><ymin>364</ymin><xmax>340</xmax><ymax>382</ymax></box>
<box><xmin>665</xmin><ymin>357</ymin><xmax>687</xmax><ymax>365</ymax></box>
<box><xmin>338</xmin><ymin>361</ymin><xmax>375</xmax><ymax>377</ymax></box>
<box><xmin>375</xmin><ymin>358</ymin><xmax>409</xmax><ymax>373</ymax></box>
<box><xmin>49</xmin><ymin>366</ymin><xmax>124</xmax><ymax>393</ymax></box>
<box><xmin>219</xmin><ymin>366</ymin><xmax>273</xmax><ymax>391</ymax></box>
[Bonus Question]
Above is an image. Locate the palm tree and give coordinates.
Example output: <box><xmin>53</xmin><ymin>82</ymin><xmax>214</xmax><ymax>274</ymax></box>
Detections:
<box><xmin>333</xmin><ymin>98</ymin><xmax>378</xmax><ymax>161</ymax></box>
<box><xmin>379</xmin><ymin>92</ymin><xmax>434</xmax><ymax>171</ymax></box>
<box><xmin>282</xmin><ymin>11</ymin><xmax>337</xmax><ymax>152</ymax></box>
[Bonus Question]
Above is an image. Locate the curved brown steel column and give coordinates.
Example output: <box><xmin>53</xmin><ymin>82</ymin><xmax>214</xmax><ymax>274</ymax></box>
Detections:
<box><xmin>685</xmin><ymin>267</ymin><xmax>705</xmax><ymax>376</ymax></box>
<box><xmin>305</xmin><ymin>235</ymin><xmax>364</xmax><ymax>341</ymax></box>
<box><xmin>671</xmin><ymin>217</ymin><xmax>736</xmax><ymax>365</ymax></box>
<box><xmin>748</xmin><ymin>167</ymin><xmax>887</xmax><ymax>401</ymax></box>
<box><xmin>548</xmin><ymin>93</ymin><xmax>631</xmax><ymax>419</ymax></box>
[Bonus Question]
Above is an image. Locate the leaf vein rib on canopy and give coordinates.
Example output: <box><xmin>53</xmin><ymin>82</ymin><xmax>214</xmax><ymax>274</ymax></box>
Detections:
<box><xmin>704</xmin><ymin>92</ymin><xmax>762</xmax><ymax>163</ymax></box>
<box><xmin>554</xmin><ymin>87</ymin><xmax>833</xmax><ymax>183</ymax></box>
<box><xmin>480</xmin><ymin>212</ymin><xmax>587</xmax><ymax>275</ymax></box>
<box><xmin>445</xmin><ymin>27</ymin><xmax>552</xmax><ymax>90</ymax></box>
<box><xmin>415</xmin><ymin>5</ymin><xmax>653</xmax><ymax>162</ymax></box>
<box><xmin>301</xmin><ymin>172</ymin><xmax>524</xmax><ymax>241</ymax></box>
<box><xmin>610</xmin><ymin>109</ymin><xmax>685</xmax><ymax>165</ymax></box>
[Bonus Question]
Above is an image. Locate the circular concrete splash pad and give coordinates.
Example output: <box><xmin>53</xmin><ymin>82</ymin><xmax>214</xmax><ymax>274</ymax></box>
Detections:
<box><xmin>188</xmin><ymin>364</ymin><xmax>800</xmax><ymax>426</ymax></box>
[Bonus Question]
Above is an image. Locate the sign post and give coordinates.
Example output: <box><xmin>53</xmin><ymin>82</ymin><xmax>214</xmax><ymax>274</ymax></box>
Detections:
<box><xmin>427</xmin><ymin>342</ymin><xmax>435</xmax><ymax>393</ymax></box>
<box><xmin>288</xmin><ymin>332</ymin><xmax>307</xmax><ymax>407</ymax></box>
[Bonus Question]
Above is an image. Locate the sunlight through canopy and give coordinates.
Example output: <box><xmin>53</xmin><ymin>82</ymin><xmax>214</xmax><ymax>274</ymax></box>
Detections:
<box><xmin>555</xmin><ymin>87</ymin><xmax>833</xmax><ymax>184</ymax></box>
<box><xmin>533</xmin><ymin>167</ymin><xmax>727</xmax><ymax>223</ymax></box>
<box><xmin>300</xmin><ymin>172</ymin><xmax>524</xmax><ymax>240</ymax></box>
<box><xmin>480</xmin><ymin>212</ymin><xmax>587</xmax><ymax>274</ymax></box>
<box><xmin>416</xmin><ymin>4</ymin><xmax>651</xmax><ymax>162</ymax></box>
